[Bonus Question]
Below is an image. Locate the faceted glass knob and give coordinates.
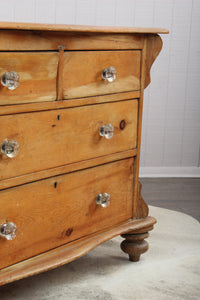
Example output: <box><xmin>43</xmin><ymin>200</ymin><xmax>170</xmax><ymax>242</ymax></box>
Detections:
<box><xmin>99</xmin><ymin>124</ymin><xmax>114</xmax><ymax>139</ymax></box>
<box><xmin>1</xmin><ymin>71</ymin><xmax>19</xmax><ymax>90</ymax></box>
<box><xmin>0</xmin><ymin>222</ymin><xmax>17</xmax><ymax>240</ymax></box>
<box><xmin>1</xmin><ymin>139</ymin><xmax>19</xmax><ymax>158</ymax></box>
<box><xmin>96</xmin><ymin>193</ymin><xmax>111</xmax><ymax>208</ymax></box>
<box><xmin>102</xmin><ymin>66</ymin><xmax>117</xmax><ymax>82</ymax></box>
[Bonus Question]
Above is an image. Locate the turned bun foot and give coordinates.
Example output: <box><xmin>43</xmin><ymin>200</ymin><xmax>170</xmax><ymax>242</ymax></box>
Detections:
<box><xmin>120</xmin><ymin>232</ymin><xmax>149</xmax><ymax>262</ymax></box>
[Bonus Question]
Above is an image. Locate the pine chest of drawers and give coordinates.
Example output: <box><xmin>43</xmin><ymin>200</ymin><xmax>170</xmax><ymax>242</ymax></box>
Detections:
<box><xmin>0</xmin><ymin>22</ymin><xmax>168</xmax><ymax>285</ymax></box>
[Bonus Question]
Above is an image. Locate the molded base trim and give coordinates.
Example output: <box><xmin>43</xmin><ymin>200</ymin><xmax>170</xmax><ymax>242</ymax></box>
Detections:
<box><xmin>0</xmin><ymin>217</ymin><xmax>156</xmax><ymax>286</ymax></box>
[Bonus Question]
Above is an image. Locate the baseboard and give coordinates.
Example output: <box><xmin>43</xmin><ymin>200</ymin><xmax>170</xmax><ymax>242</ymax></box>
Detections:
<box><xmin>139</xmin><ymin>167</ymin><xmax>200</xmax><ymax>178</ymax></box>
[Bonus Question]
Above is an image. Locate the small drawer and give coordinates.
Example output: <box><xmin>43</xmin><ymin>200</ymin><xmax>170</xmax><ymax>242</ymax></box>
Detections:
<box><xmin>0</xmin><ymin>100</ymin><xmax>138</xmax><ymax>181</ymax></box>
<box><xmin>63</xmin><ymin>50</ymin><xmax>140</xmax><ymax>99</ymax></box>
<box><xmin>0</xmin><ymin>158</ymin><xmax>133</xmax><ymax>269</ymax></box>
<box><xmin>0</xmin><ymin>52</ymin><xmax>59</xmax><ymax>105</ymax></box>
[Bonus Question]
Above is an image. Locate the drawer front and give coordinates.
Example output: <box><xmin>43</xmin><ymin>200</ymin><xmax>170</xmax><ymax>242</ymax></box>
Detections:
<box><xmin>0</xmin><ymin>158</ymin><xmax>133</xmax><ymax>269</ymax></box>
<box><xmin>0</xmin><ymin>52</ymin><xmax>59</xmax><ymax>105</ymax></box>
<box><xmin>0</xmin><ymin>100</ymin><xmax>138</xmax><ymax>181</ymax></box>
<box><xmin>63</xmin><ymin>50</ymin><xmax>140</xmax><ymax>99</ymax></box>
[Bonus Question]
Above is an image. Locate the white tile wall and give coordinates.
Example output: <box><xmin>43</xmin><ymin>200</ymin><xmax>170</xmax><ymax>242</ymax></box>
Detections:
<box><xmin>0</xmin><ymin>0</ymin><xmax>199</xmax><ymax>176</ymax></box>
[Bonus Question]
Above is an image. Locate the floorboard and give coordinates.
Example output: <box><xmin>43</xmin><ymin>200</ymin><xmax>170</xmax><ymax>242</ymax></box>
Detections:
<box><xmin>140</xmin><ymin>178</ymin><xmax>200</xmax><ymax>221</ymax></box>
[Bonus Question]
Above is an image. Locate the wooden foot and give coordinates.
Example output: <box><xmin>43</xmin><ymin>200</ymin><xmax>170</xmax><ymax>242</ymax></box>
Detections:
<box><xmin>120</xmin><ymin>232</ymin><xmax>149</xmax><ymax>262</ymax></box>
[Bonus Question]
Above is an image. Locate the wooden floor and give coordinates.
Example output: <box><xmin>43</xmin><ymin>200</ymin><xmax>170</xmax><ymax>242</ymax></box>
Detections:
<box><xmin>140</xmin><ymin>178</ymin><xmax>200</xmax><ymax>221</ymax></box>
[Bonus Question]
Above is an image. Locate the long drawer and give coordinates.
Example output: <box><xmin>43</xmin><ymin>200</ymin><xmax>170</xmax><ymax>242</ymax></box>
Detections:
<box><xmin>0</xmin><ymin>100</ymin><xmax>138</xmax><ymax>181</ymax></box>
<box><xmin>0</xmin><ymin>52</ymin><xmax>58</xmax><ymax>105</ymax></box>
<box><xmin>0</xmin><ymin>158</ymin><xmax>133</xmax><ymax>269</ymax></box>
<box><xmin>63</xmin><ymin>50</ymin><xmax>141</xmax><ymax>99</ymax></box>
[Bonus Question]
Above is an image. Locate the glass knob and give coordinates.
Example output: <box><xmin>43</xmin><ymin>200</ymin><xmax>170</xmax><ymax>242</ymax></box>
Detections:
<box><xmin>1</xmin><ymin>139</ymin><xmax>19</xmax><ymax>158</ymax></box>
<box><xmin>99</xmin><ymin>124</ymin><xmax>114</xmax><ymax>139</ymax></box>
<box><xmin>0</xmin><ymin>222</ymin><xmax>17</xmax><ymax>240</ymax></box>
<box><xmin>102</xmin><ymin>66</ymin><xmax>117</xmax><ymax>82</ymax></box>
<box><xmin>96</xmin><ymin>193</ymin><xmax>111</xmax><ymax>208</ymax></box>
<box><xmin>1</xmin><ymin>71</ymin><xmax>19</xmax><ymax>90</ymax></box>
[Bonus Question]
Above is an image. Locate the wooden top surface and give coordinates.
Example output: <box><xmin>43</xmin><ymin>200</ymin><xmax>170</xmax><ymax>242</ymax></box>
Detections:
<box><xmin>0</xmin><ymin>21</ymin><xmax>169</xmax><ymax>34</ymax></box>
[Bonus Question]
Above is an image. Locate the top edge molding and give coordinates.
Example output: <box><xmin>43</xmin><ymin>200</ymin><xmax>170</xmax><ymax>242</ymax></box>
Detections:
<box><xmin>0</xmin><ymin>21</ymin><xmax>169</xmax><ymax>34</ymax></box>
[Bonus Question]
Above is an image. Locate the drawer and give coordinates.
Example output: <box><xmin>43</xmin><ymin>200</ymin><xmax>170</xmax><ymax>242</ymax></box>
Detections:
<box><xmin>0</xmin><ymin>158</ymin><xmax>133</xmax><ymax>269</ymax></box>
<box><xmin>0</xmin><ymin>100</ymin><xmax>138</xmax><ymax>181</ymax></box>
<box><xmin>0</xmin><ymin>52</ymin><xmax>59</xmax><ymax>105</ymax></box>
<box><xmin>63</xmin><ymin>50</ymin><xmax>140</xmax><ymax>99</ymax></box>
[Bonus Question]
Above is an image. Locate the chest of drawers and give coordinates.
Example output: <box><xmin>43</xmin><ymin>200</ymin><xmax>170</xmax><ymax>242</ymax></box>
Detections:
<box><xmin>0</xmin><ymin>22</ymin><xmax>168</xmax><ymax>285</ymax></box>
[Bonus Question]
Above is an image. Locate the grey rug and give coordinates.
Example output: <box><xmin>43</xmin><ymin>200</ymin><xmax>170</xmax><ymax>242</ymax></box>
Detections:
<box><xmin>0</xmin><ymin>206</ymin><xmax>200</xmax><ymax>300</ymax></box>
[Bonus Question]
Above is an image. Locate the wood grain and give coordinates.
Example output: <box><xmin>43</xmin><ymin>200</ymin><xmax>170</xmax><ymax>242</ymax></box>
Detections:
<box><xmin>0</xmin><ymin>216</ymin><xmax>156</xmax><ymax>286</ymax></box>
<box><xmin>0</xmin><ymin>21</ymin><xmax>169</xmax><ymax>33</ymax></box>
<box><xmin>136</xmin><ymin>181</ymin><xmax>149</xmax><ymax>219</ymax></box>
<box><xmin>57</xmin><ymin>47</ymin><xmax>64</xmax><ymax>100</ymax></box>
<box><xmin>133</xmin><ymin>38</ymin><xmax>147</xmax><ymax>217</ymax></box>
<box><xmin>0</xmin><ymin>22</ymin><xmax>164</xmax><ymax>285</ymax></box>
<box><xmin>0</xmin><ymin>100</ymin><xmax>138</xmax><ymax>181</ymax></box>
<box><xmin>133</xmin><ymin>35</ymin><xmax>163</xmax><ymax>215</ymax></box>
<box><xmin>0</xmin><ymin>149</ymin><xmax>137</xmax><ymax>191</ymax></box>
<box><xmin>0</xmin><ymin>158</ymin><xmax>133</xmax><ymax>270</ymax></box>
<box><xmin>63</xmin><ymin>50</ymin><xmax>140</xmax><ymax>99</ymax></box>
<box><xmin>145</xmin><ymin>34</ymin><xmax>163</xmax><ymax>88</ymax></box>
<box><xmin>0</xmin><ymin>30</ymin><xmax>144</xmax><ymax>51</ymax></box>
<box><xmin>0</xmin><ymin>91</ymin><xmax>140</xmax><ymax>116</ymax></box>
<box><xmin>0</xmin><ymin>52</ymin><xmax>58</xmax><ymax>105</ymax></box>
